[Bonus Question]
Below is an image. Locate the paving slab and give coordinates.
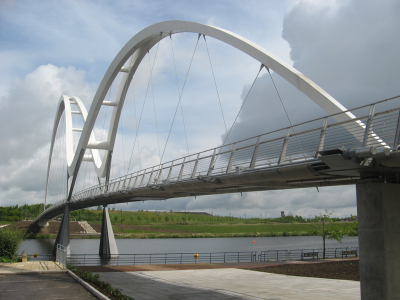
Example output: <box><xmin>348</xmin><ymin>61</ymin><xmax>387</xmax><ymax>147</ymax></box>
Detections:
<box><xmin>97</xmin><ymin>268</ymin><xmax>361</xmax><ymax>300</ymax></box>
<box><xmin>0</xmin><ymin>261</ymin><xmax>64</xmax><ymax>275</ymax></box>
<box><xmin>0</xmin><ymin>273</ymin><xmax>97</xmax><ymax>300</ymax></box>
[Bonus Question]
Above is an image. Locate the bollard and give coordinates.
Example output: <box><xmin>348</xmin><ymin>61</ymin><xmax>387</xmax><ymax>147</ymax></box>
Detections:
<box><xmin>21</xmin><ymin>254</ymin><xmax>27</xmax><ymax>262</ymax></box>
<box><xmin>194</xmin><ymin>253</ymin><xmax>198</xmax><ymax>263</ymax></box>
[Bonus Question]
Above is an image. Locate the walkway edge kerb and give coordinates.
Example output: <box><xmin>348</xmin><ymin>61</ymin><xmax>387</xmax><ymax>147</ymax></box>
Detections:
<box><xmin>67</xmin><ymin>270</ymin><xmax>110</xmax><ymax>300</ymax></box>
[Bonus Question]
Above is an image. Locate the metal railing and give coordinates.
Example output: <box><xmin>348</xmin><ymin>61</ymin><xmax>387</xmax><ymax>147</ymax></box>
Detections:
<box><xmin>56</xmin><ymin>244</ymin><xmax>68</xmax><ymax>269</ymax></box>
<box><xmin>38</xmin><ymin>96</ymin><xmax>400</xmax><ymax>220</ymax></box>
<box><xmin>67</xmin><ymin>251</ymin><xmax>257</xmax><ymax>266</ymax></box>
<box><xmin>259</xmin><ymin>247</ymin><xmax>359</xmax><ymax>261</ymax></box>
<box><xmin>28</xmin><ymin>247</ymin><xmax>360</xmax><ymax>265</ymax></box>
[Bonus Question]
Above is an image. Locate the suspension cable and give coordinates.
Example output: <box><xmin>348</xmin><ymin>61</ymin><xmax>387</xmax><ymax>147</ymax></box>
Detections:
<box><xmin>169</xmin><ymin>34</ymin><xmax>194</xmax><ymax>159</ymax></box>
<box><xmin>203</xmin><ymin>35</ymin><xmax>230</xmax><ymax>143</ymax></box>
<box><xmin>132</xmin><ymin>82</ymin><xmax>141</xmax><ymax>170</ymax></box>
<box><xmin>127</xmin><ymin>40</ymin><xmax>161</xmax><ymax>173</ymax></box>
<box><xmin>148</xmin><ymin>51</ymin><xmax>162</xmax><ymax>163</ymax></box>
<box><xmin>216</xmin><ymin>66</ymin><xmax>263</xmax><ymax>156</ymax></box>
<box><xmin>264</xmin><ymin>65</ymin><xmax>306</xmax><ymax>159</ymax></box>
<box><xmin>160</xmin><ymin>34</ymin><xmax>201</xmax><ymax>163</ymax></box>
<box><xmin>118</xmin><ymin>113</ymin><xmax>126</xmax><ymax>175</ymax></box>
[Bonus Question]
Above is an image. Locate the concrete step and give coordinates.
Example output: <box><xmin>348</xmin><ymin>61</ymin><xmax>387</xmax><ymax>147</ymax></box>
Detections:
<box><xmin>78</xmin><ymin>221</ymin><xmax>97</xmax><ymax>233</ymax></box>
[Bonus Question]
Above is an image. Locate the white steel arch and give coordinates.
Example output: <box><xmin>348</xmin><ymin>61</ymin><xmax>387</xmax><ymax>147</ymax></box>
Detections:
<box><xmin>44</xmin><ymin>95</ymin><xmax>101</xmax><ymax>206</ymax></box>
<box><xmin>48</xmin><ymin>20</ymin><xmax>361</xmax><ymax>186</ymax></box>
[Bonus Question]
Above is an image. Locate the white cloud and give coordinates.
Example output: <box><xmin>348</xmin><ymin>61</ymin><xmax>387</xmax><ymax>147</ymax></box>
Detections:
<box><xmin>0</xmin><ymin>64</ymin><xmax>94</xmax><ymax>205</ymax></box>
<box><xmin>1</xmin><ymin>0</ymin><xmax>397</xmax><ymax>218</ymax></box>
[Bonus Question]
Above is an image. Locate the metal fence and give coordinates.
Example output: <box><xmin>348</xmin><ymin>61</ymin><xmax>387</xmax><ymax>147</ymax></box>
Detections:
<box><xmin>55</xmin><ymin>244</ymin><xmax>68</xmax><ymax>269</ymax></box>
<box><xmin>27</xmin><ymin>248</ymin><xmax>360</xmax><ymax>265</ymax></box>
<box><xmin>259</xmin><ymin>247</ymin><xmax>359</xmax><ymax>261</ymax></box>
<box><xmin>67</xmin><ymin>251</ymin><xmax>257</xmax><ymax>266</ymax></box>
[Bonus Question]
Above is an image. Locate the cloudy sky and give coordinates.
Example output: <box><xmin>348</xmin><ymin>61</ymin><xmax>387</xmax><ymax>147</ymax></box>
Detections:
<box><xmin>0</xmin><ymin>0</ymin><xmax>399</xmax><ymax>218</ymax></box>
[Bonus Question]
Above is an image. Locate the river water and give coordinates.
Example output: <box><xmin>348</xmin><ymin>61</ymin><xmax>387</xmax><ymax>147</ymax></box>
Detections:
<box><xmin>19</xmin><ymin>236</ymin><xmax>358</xmax><ymax>255</ymax></box>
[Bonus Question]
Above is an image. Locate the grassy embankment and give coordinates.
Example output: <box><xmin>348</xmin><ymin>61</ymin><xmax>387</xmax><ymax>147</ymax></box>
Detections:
<box><xmin>76</xmin><ymin>210</ymin><xmax>354</xmax><ymax>239</ymax></box>
<box><xmin>3</xmin><ymin>207</ymin><xmax>355</xmax><ymax>239</ymax></box>
<box><xmin>107</xmin><ymin>223</ymin><xmax>354</xmax><ymax>239</ymax></box>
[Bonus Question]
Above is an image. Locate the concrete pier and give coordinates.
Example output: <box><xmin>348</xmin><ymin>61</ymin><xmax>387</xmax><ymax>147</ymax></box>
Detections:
<box><xmin>356</xmin><ymin>181</ymin><xmax>400</xmax><ymax>300</ymax></box>
<box><xmin>52</xmin><ymin>205</ymin><xmax>70</xmax><ymax>257</ymax></box>
<box><xmin>99</xmin><ymin>205</ymin><xmax>119</xmax><ymax>258</ymax></box>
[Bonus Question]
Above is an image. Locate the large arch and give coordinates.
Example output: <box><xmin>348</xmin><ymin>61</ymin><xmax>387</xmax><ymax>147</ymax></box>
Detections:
<box><xmin>52</xmin><ymin>21</ymin><xmax>361</xmax><ymax>180</ymax></box>
<box><xmin>44</xmin><ymin>95</ymin><xmax>101</xmax><ymax>206</ymax></box>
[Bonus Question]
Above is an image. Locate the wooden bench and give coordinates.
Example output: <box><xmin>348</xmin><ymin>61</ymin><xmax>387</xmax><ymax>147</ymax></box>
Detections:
<box><xmin>301</xmin><ymin>252</ymin><xmax>318</xmax><ymax>260</ymax></box>
<box><xmin>341</xmin><ymin>250</ymin><xmax>358</xmax><ymax>258</ymax></box>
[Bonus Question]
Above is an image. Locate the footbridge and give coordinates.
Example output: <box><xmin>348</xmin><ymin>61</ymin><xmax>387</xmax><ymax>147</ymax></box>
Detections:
<box><xmin>36</xmin><ymin>21</ymin><xmax>400</xmax><ymax>300</ymax></box>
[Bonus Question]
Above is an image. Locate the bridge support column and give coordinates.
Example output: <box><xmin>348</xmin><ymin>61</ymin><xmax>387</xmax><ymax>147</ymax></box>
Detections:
<box><xmin>52</xmin><ymin>205</ymin><xmax>70</xmax><ymax>257</ymax></box>
<box><xmin>99</xmin><ymin>205</ymin><xmax>119</xmax><ymax>258</ymax></box>
<box><xmin>37</xmin><ymin>220</ymin><xmax>49</xmax><ymax>227</ymax></box>
<box><xmin>356</xmin><ymin>181</ymin><xmax>400</xmax><ymax>300</ymax></box>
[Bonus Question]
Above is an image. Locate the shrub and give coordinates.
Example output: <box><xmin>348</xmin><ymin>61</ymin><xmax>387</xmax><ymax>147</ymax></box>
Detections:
<box><xmin>68</xmin><ymin>264</ymin><xmax>133</xmax><ymax>300</ymax></box>
<box><xmin>0</xmin><ymin>227</ymin><xmax>25</xmax><ymax>260</ymax></box>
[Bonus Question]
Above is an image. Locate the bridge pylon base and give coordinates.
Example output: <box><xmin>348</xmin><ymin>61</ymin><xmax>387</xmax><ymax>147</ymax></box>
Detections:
<box><xmin>52</xmin><ymin>204</ymin><xmax>70</xmax><ymax>257</ymax></box>
<box><xmin>356</xmin><ymin>181</ymin><xmax>400</xmax><ymax>300</ymax></box>
<box><xmin>99</xmin><ymin>205</ymin><xmax>119</xmax><ymax>259</ymax></box>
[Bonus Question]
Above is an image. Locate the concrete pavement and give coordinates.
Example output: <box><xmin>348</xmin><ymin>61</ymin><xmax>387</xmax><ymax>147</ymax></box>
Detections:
<box><xmin>0</xmin><ymin>261</ymin><xmax>64</xmax><ymax>274</ymax></box>
<box><xmin>0</xmin><ymin>273</ymin><xmax>97</xmax><ymax>300</ymax></box>
<box><xmin>97</xmin><ymin>268</ymin><xmax>361</xmax><ymax>300</ymax></box>
<box><xmin>0</xmin><ymin>262</ymin><xmax>103</xmax><ymax>300</ymax></box>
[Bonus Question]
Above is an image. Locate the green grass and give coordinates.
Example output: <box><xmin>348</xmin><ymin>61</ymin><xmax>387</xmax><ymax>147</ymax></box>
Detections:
<box><xmin>150</xmin><ymin>223</ymin><xmax>314</xmax><ymax>233</ymax></box>
<box><xmin>111</xmin><ymin>222</ymin><xmax>353</xmax><ymax>237</ymax></box>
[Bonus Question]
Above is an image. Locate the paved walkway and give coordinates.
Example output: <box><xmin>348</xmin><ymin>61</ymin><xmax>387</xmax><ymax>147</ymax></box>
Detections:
<box><xmin>0</xmin><ymin>273</ymin><xmax>97</xmax><ymax>300</ymax></box>
<box><xmin>97</xmin><ymin>268</ymin><xmax>361</xmax><ymax>300</ymax></box>
<box><xmin>0</xmin><ymin>261</ymin><xmax>64</xmax><ymax>274</ymax></box>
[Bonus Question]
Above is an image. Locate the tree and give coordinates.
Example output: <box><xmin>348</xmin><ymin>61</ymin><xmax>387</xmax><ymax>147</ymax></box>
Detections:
<box><xmin>346</xmin><ymin>215</ymin><xmax>358</xmax><ymax>237</ymax></box>
<box><xmin>310</xmin><ymin>210</ymin><xmax>345</xmax><ymax>259</ymax></box>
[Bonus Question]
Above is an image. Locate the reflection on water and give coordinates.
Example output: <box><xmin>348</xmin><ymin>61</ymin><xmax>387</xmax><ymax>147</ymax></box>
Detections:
<box><xmin>19</xmin><ymin>236</ymin><xmax>359</xmax><ymax>255</ymax></box>
<box><xmin>19</xmin><ymin>239</ymin><xmax>54</xmax><ymax>255</ymax></box>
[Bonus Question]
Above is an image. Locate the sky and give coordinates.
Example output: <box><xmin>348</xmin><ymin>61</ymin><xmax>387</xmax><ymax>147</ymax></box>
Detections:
<box><xmin>0</xmin><ymin>0</ymin><xmax>399</xmax><ymax>218</ymax></box>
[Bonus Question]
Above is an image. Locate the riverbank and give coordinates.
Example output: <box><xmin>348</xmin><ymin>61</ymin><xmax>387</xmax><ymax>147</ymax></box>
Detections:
<box><xmin>9</xmin><ymin>220</ymin><xmax>354</xmax><ymax>239</ymax></box>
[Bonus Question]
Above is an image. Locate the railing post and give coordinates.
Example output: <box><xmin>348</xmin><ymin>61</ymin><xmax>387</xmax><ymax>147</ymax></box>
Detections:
<box><xmin>207</xmin><ymin>149</ymin><xmax>217</xmax><ymax>175</ymax></box>
<box><xmin>226</xmin><ymin>143</ymin><xmax>237</xmax><ymax>173</ymax></box>
<box><xmin>178</xmin><ymin>157</ymin><xmax>186</xmax><ymax>181</ymax></box>
<box><xmin>126</xmin><ymin>174</ymin><xmax>134</xmax><ymax>188</ymax></box>
<box><xmin>147</xmin><ymin>167</ymin><xmax>155</xmax><ymax>185</ymax></box>
<box><xmin>315</xmin><ymin>118</ymin><xmax>328</xmax><ymax>158</ymax></box>
<box><xmin>132</xmin><ymin>174</ymin><xmax>139</xmax><ymax>189</ymax></box>
<box><xmin>156</xmin><ymin>164</ymin><xmax>163</xmax><ymax>184</ymax></box>
<box><xmin>166</xmin><ymin>162</ymin><xmax>174</xmax><ymax>183</ymax></box>
<box><xmin>393</xmin><ymin>109</ymin><xmax>400</xmax><ymax>150</ymax></box>
<box><xmin>363</xmin><ymin>104</ymin><xmax>375</xmax><ymax>147</ymax></box>
<box><xmin>249</xmin><ymin>136</ymin><xmax>261</xmax><ymax>168</ymax></box>
<box><xmin>139</xmin><ymin>171</ymin><xmax>146</xmax><ymax>187</ymax></box>
<box><xmin>191</xmin><ymin>154</ymin><xmax>200</xmax><ymax>178</ymax></box>
<box><xmin>278</xmin><ymin>128</ymin><xmax>291</xmax><ymax>165</ymax></box>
